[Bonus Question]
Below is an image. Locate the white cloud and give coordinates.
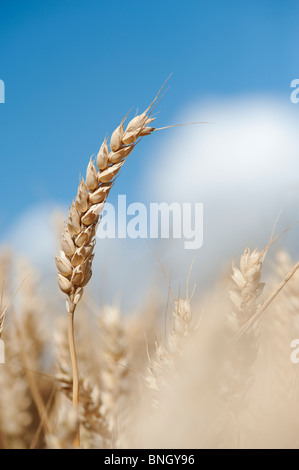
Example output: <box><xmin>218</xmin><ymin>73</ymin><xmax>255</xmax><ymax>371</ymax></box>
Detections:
<box><xmin>142</xmin><ymin>95</ymin><xmax>299</xmax><ymax>285</ymax></box>
<box><xmin>4</xmin><ymin>96</ymin><xmax>299</xmax><ymax>311</ymax></box>
<box><xmin>146</xmin><ymin>96</ymin><xmax>299</xmax><ymax>197</ymax></box>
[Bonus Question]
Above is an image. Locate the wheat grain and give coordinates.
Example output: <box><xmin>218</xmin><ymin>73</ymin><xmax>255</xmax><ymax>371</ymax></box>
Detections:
<box><xmin>56</xmin><ymin>101</ymin><xmax>158</xmax><ymax>309</ymax></box>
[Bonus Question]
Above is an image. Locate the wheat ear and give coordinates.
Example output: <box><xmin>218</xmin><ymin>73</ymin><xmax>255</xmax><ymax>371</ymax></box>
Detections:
<box><xmin>147</xmin><ymin>288</ymin><xmax>193</xmax><ymax>407</ymax></box>
<box><xmin>56</xmin><ymin>92</ymin><xmax>159</xmax><ymax>445</ymax></box>
<box><xmin>225</xmin><ymin>247</ymin><xmax>266</xmax><ymax>447</ymax></box>
<box><xmin>228</xmin><ymin>247</ymin><xmax>265</xmax><ymax>319</ymax></box>
<box><xmin>99</xmin><ymin>306</ymin><xmax>129</xmax><ymax>444</ymax></box>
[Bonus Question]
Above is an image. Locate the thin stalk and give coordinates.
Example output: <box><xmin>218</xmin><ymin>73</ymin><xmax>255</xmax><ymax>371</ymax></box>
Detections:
<box><xmin>30</xmin><ymin>385</ymin><xmax>56</xmax><ymax>450</ymax></box>
<box><xmin>68</xmin><ymin>303</ymin><xmax>80</xmax><ymax>448</ymax></box>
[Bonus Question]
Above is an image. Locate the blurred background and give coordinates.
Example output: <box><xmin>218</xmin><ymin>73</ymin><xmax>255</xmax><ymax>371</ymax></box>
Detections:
<box><xmin>1</xmin><ymin>0</ymin><xmax>299</xmax><ymax>312</ymax></box>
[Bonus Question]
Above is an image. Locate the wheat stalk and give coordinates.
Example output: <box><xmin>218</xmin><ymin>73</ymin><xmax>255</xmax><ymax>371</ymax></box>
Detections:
<box><xmin>56</xmin><ymin>91</ymin><xmax>161</xmax><ymax>446</ymax></box>
<box><xmin>53</xmin><ymin>315</ymin><xmax>109</xmax><ymax>446</ymax></box>
<box><xmin>0</xmin><ymin>309</ymin><xmax>5</xmax><ymax>340</ymax></box>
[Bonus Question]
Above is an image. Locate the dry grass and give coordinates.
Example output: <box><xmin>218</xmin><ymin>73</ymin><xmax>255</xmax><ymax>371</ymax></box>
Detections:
<box><xmin>1</xmin><ymin>239</ymin><xmax>299</xmax><ymax>449</ymax></box>
<box><xmin>2</xmin><ymin>92</ymin><xmax>299</xmax><ymax>449</ymax></box>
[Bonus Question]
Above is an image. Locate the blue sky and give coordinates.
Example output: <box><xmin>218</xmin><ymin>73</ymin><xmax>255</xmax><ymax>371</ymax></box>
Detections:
<box><xmin>0</xmin><ymin>0</ymin><xmax>298</xmax><ymax>233</ymax></box>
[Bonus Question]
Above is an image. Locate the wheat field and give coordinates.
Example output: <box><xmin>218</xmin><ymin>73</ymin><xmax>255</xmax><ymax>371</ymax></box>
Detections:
<box><xmin>1</xmin><ymin>95</ymin><xmax>299</xmax><ymax>450</ymax></box>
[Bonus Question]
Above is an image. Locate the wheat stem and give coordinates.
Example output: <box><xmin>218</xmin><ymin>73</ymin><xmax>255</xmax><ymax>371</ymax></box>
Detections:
<box><xmin>67</xmin><ymin>302</ymin><xmax>80</xmax><ymax>447</ymax></box>
<box><xmin>56</xmin><ymin>90</ymin><xmax>163</xmax><ymax>445</ymax></box>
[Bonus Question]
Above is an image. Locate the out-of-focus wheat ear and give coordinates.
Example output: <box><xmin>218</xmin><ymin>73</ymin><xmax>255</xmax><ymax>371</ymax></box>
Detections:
<box><xmin>0</xmin><ymin>298</ymin><xmax>33</xmax><ymax>447</ymax></box>
<box><xmin>17</xmin><ymin>259</ymin><xmax>47</xmax><ymax>370</ymax></box>
<box><xmin>228</xmin><ymin>247</ymin><xmax>265</xmax><ymax>321</ymax></box>
<box><xmin>146</xmin><ymin>275</ymin><xmax>194</xmax><ymax>407</ymax></box>
<box><xmin>55</xmin><ymin>363</ymin><xmax>109</xmax><ymax>447</ymax></box>
<box><xmin>0</xmin><ymin>264</ymin><xmax>30</xmax><ymax>344</ymax></box>
<box><xmin>99</xmin><ymin>306</ymin><xmax>129</xmax><ymax>446</ymax></box>
<box><xmin>223</xmin><ymin>247</ymin><xmax>266</xmax><ymax>448</ymax></box>
<box><xmin>0</xmin><ymin>327</ymin><xmax>33</xmax><ymax>448</ymax></box>
<box><xmin>0</xmin><ymin>248</ymin><xmax>12</xmax><ymax>339</ymax></box>
<box><xmin>46</xmin><ymin>397</ymin><xmax>78</xmax><ymax>449</ymax></box>
<box><xmin>11</xmin><ymin>310</ymin><xmax>52</xmax><ymax>438</ymax></box>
